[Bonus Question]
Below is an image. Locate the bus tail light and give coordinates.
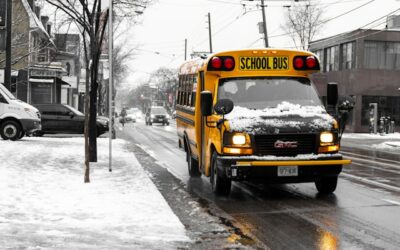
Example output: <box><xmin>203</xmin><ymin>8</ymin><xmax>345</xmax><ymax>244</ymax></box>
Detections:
<box><xmin>208</xmin><ymin>56</ymin><xmax>235</xmax><ymax>71</ymax></box>
<box><xmin>293</xmin><ymin>56</ymin><xmax>320</xmax><ymax>70</ymax></box>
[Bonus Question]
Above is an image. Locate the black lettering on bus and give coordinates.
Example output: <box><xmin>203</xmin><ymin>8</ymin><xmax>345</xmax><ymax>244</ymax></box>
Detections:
<box><xmin>273</xmin><ymin>57</ymin><xmax>278</xmax><ymax>69</ymax></box>
<box><xmin>240</xmin><ymin>58</ymin><xmax>246</xmax><ymax>70</ymax></box>
<box><xmin>261</xmin><ymin>58</ymin><xmax>267</xmax><ymax>69</ymax></box>
<box><xmin>266</xmin><ymin>57</ymin><xmax>271</xmax><ymax>69</ymax></box>
<box><xmin>283</xmin><ymin>57</ymin><xmax>288</xmax><ymax>69</ymax></box>
<box><xmin>246</xmin><ymin>58</ymin><xmax>251</xmax><ymax>69</ymax></box>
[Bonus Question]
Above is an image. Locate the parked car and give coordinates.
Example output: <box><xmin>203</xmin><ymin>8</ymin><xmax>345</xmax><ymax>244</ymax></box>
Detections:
<box><xmin>145</xmin><ymin>106</ymin><xmax>170</xmax><ymax>126</ymax></box>
<box><xmin>34</xmin><ymin>104</ymin><xmax>109</xmax><ymax>136</ymax></box>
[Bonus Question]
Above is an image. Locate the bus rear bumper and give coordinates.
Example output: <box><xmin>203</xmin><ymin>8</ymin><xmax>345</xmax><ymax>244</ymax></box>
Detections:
<box><xmin>216</xmin><ymin>155</ymin><xmax>351</xmax><ymax>183</ymax></box>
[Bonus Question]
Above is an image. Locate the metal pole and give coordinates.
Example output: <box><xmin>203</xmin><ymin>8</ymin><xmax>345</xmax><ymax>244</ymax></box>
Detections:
<box><xmin>208</xmin><ymin>13</ymin><xmax>213</xmax><ymax>53</ymax></box>
<box><xmin>5</xmin><ymin>0</ymin><xmax>12</xmax><ymax>90</ymax></box>
<box><xmin>184</xmin><ymin>38</ymin><xmax>187</xmax><ymax>60</ymax></box>
<box><xmin>261</xmin><ymin>0</ymin><xmax>269</xmax><ymax>47</ymax></box>
<box><xmin>108</xmin><ymin>0</ymin><xmax>113</xmax><ymax>172</ymax></box>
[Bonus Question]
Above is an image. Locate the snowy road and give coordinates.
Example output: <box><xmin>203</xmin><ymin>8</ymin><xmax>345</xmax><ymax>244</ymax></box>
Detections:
<box><xmin>119</xmin><ymin>119</ymin><xmax>400</xmax><ymax>249</ymax></box>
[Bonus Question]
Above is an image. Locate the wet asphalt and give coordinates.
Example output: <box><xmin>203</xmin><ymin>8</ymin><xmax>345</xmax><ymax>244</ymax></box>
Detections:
<box><xmin>118</xmin><ymin>120</ymin><xmax>400</xmax><ymax>249</ymax></box>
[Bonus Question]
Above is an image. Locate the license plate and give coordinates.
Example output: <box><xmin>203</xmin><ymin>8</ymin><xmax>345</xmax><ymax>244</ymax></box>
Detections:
<box><xmin>239</xmin><ymin>56</ymin><xmax>289</xmax><ymax>71</ymax></box>
<box><xmin>277</xmin><ymin>166</ymin><xmax>298</xmax><ymax>177</ymax></box>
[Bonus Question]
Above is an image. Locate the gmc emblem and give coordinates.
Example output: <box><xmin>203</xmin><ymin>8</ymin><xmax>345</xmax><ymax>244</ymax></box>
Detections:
<box><xmin>274</xmin><ymin>140</ymin><xmax>298</xmax><ymax>149</ymax></box>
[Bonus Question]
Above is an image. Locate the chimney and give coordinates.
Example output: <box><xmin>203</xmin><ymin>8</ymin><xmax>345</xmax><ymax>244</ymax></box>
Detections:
<box><xmin>27</xmin><ymin>0</ymin><xmax>34</xmax><ymax>10</ymax></box>
<box><xmin>47</xmin><ymin>22</ymin><xmax>52</xmax><ymax>37</ymax></box>
<box><xmin>41</xmin><ymin>16</ymin><xmax>49</xmax><ymax>29</ymax></box>
<box><xmin>34</xmin><ymin>6</ymin><xmax>40</xmax><ymax>19</ymax></box>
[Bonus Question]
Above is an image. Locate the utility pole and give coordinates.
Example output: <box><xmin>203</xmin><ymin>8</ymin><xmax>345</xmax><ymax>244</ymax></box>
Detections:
<box><xmin>108</xmin><ymin>0</ymin><xmax>113</xmax><ymax>172</ymax></box>
<box><xmin>5</xmin><ymin>0</ymin><xmax>12</xmax><ymax>90</ymax></box>
<box><xmin>260</xmin><ymin>0</ymin><xmax>268</xmax><ymax>47</ymax></box>
<box><xmin>207</xmin><ymin>12</ymin><xmax>213</xmax><ymax>53</ymax></box>
<box><xmin>184</xmin><ymin>38</ymin><xmax>187</xmax><ymax>60</ymax></box>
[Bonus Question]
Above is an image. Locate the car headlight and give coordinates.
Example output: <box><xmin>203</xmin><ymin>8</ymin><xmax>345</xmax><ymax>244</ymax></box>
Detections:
<box><xmin>232</xmin><ymin>134</ymin><xmax>246</xmax><ymax>145</ymax></box>
<box><xmin>151</xmin><ymin>114</ymin><xmax>155</xmax><ymax>118</ymax></box>
<box><xmin>320</xmin><ymin>132</ymin><xmax>334</xmax><ymax>144</ymax></box>
<box><xmin>166</xmin><ymin>115</ymin><xmax>170</xmax><ymax>119</ymax></box>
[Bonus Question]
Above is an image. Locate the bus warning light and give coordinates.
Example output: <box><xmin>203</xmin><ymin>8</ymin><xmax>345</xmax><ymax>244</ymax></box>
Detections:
<box><xmin>211</xmin><ymin>57</ymin><xmax>222</xmax><ymax>69</ymax></box>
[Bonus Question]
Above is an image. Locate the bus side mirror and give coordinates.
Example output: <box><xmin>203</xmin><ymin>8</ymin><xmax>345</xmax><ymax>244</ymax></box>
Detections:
<box><xmin>200</xmin><ymin>91</ymin><xmax>213</xmax><ymax>116</ymax></box>
<box><xmin>214</xmin><ymin>99</ymin><xmax>234</xmax><ymax>115</ymax></box>
<box><xmin>327</xmin><ymin>82</ymin><xmax>338</xmax><ymax>106</ymax></box>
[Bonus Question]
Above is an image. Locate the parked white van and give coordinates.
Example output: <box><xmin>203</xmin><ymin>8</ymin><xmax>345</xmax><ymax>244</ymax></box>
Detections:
<box><xmin>0</xmin><ymin>83</ymin><xmax>41</xmax><ymax>140</ymax></box>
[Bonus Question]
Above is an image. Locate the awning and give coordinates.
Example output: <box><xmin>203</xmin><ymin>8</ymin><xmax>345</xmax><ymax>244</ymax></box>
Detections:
<box><xmin>29</xmin><ymin>77</ymin><xmax>71</xmax><ymax>86</ymax></box>
<box><xmin>29</xmin><ymin>78</ymin><xmax>54</xmax><ymax>83</ymax></box>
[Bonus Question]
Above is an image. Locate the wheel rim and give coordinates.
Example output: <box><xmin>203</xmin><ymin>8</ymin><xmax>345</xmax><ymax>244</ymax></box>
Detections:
<box><xmin>4</xmin><ymin>125</ymin><xmax>17</xmax><ymax>138</ymax></box>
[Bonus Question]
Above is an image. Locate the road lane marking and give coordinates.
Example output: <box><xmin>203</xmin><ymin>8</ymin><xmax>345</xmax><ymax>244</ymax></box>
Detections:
<box><xmin>342</xmin><ymin>151</ymin><xmax>400</xmax><ymax>165</ymax></box>
<box><xmin>381</xmin><ymin>199</ymin><xmax>400</xmax><ymax>206</ymax></box>
<box><xmin>350</xmin><ymin>162</ymin><xmax>400</xmax><ymax>175</ymax></box>
<box><xmin>344</xmin><ymin>155</ymin><xmax>400</xmax><ymax>170</ymax></box>
<box><xmin>341</xmin><ymin>173</ymin><xmax>400</xmax><ymax>193</ymax></box>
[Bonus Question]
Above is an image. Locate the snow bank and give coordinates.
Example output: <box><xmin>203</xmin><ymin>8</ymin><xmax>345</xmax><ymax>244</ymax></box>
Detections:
<box><xmin>0</xmin><ymin>137</ymin><xmax>189</xmax><ymax>249</ymax></box>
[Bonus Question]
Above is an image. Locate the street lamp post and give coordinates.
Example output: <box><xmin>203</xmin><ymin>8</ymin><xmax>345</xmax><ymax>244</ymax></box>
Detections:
<box><xmin>108</xmin><ymin>0</ymin><xmax>113</xmax><ymax>172</ymax></box>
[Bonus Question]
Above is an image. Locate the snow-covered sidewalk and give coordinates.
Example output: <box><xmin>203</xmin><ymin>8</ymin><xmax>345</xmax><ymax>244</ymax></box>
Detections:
<box><xmin>0</xmin><ymin>137</ymin><xmax>190</xmax><ymax>249</ymax></box>
<box><xmin>342</xmin><ymin>132</ymin><xmax>400</xmax><ymax>150</ymax></box>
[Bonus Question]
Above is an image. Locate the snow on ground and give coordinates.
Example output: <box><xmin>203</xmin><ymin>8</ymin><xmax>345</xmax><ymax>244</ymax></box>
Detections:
<box><xmin>342</xmin><ymin>133</ymin><xmax>400</xmax><ymax>150</ymax></box>
<box><xmin>0</xmin><ymin>137</ymin><xmax>189</xmax><ymax>249</ymax></box>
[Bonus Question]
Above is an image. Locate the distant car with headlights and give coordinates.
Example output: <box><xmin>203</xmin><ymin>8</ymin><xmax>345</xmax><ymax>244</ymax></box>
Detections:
<box><xmin>34</xmin><ymin>103</ymin><xmax>109</xmax><ymax>137</ymax></box>
<box><xmin>145</xmin><ymin>106</ymin><xmax>170</xmax><ymax>126</ymax></box>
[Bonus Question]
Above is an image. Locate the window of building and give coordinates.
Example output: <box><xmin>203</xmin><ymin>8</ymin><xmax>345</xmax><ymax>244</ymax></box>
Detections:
<box><xmin>364</xmin><ymin>41</ymin><xmax>400</xmax><ymax>70</ymax></box>
<box><xmin>326</xmin><ymin>45</ymin><xmax>339</xmax><ymax>72</ymax></box>
<box><xmin>313</xmin><ymin>49</ymin><xmax>325</xmax><ymax>72</ymax></box>
<box><xmin>341</xmin><ymin>42</ymin><xmax>355</xmax><ymax>70</ymax></box>
<box><xmin>0</xmin><ymin>29</ymin><xmax>5</xmax><ymax>51</ymax></box>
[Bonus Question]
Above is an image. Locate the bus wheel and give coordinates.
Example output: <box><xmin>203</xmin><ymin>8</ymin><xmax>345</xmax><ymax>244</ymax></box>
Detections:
<box><xmin>315</xmin><ymin>176</ymin><xmax>338</xmax><ymax>194</ymax></box>
<box><xmin>210</xmin><ymin>151</ymin><xmax>231</xmax><ymax>195</ymax></box>
<box><xmin>187</xmin><ymin>150</ymin><xmax>201</xmax><ymax>177</ymax></box>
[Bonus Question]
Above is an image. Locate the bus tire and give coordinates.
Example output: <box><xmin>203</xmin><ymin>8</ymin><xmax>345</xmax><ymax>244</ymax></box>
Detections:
<box><xmin>315</xmin><ymin>176</ymin><xmax>338</xmax><ymax>194</ymax></box>
<box><xmin>1</xmin><ymin>120</ymin><xmax>22</xmax><ymax>141</ymax></box>
<box><xmin>187</xmin><ymin>150</ymin><xmax>201</xmax><ymax>177</ymax></box>
<box><xmin>210</xmin><ymin>151</ymin><xmax>231</xmax><ymax>196</ymax></box>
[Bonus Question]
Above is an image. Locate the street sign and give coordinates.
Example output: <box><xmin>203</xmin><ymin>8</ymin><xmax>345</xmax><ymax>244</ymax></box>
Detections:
<box><xmin>0</xmin><ymin>0</ymin><xmax>6</xmax><ymax>27</ymax></box>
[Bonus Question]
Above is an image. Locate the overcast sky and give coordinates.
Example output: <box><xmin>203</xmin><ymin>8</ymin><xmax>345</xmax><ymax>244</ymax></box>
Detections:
<box><xmin>116</xmin><ymin>0</ymin><xmax>400</xmax><ymax>87</ymax></box>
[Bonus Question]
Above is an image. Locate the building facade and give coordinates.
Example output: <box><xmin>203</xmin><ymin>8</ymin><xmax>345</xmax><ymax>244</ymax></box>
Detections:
<box><xmin>309</xmin><ymin>28</ymin><xmax>400</xmax><ymax>132</ymax></box>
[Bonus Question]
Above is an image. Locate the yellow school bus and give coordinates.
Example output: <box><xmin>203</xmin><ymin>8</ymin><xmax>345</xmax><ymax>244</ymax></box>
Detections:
<box><xmin>176</xmin><ymin>49</ymin><xmax>351</xmax><ymax>195</ymax></box>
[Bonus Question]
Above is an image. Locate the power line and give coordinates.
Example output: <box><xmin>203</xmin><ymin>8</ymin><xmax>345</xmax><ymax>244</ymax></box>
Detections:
<box><xmin>269</xmin><ymin>0</ymin><xmax>376</xmax><ymax>39</ymax></box>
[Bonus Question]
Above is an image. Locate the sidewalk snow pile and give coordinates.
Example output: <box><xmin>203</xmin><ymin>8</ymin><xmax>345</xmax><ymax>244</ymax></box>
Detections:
<box><xmin>0</xmin><ymin>137</ymin><xmax>190</xmax><ymax>249</ymax></box>
<box><xmin>342</xmin><ymin>133</ymin><xmax>400</xmax><ymax>149</ymax></box>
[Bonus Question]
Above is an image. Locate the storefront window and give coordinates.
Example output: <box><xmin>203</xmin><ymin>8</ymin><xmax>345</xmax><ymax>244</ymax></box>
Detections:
<box><xmin>361</xmin><ymin>95</ymin><xmax>400</xmax><ymax>126</ymax></box>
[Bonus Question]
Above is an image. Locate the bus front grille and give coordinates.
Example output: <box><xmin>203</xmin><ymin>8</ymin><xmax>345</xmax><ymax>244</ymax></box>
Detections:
<box><xmin>253</xmin><ymin>134</ymin><xmax>317</xmax><ymax>156</ymax></box>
